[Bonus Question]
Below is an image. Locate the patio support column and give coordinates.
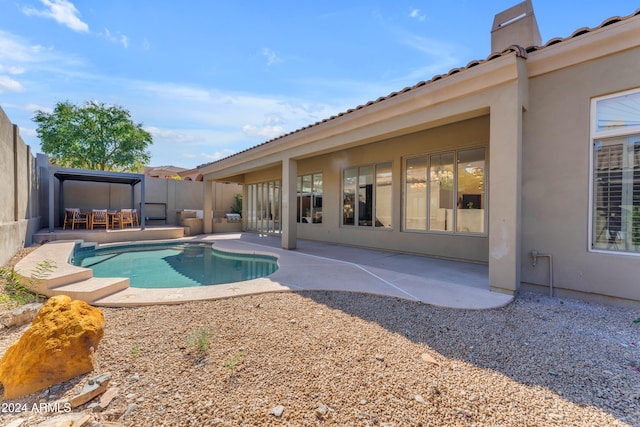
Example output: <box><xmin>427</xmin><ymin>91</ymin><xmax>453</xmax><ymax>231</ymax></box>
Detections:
<box><xmin>139</xmin><ymin>177</ymin><xmax>146</xmax><ymax>230</ymax></box>
<box><xmin>488</xmin><ymin>56</ymin><xmax>528</xmax><ymax>295</ymax></box>
<box><xmin>281</xmin><ymin>158</ymin><xmax>297</xmax><ymax>249</ymax></box>
<box><xmin>58</xmin><ymin>179</ymin><xmax>64</xmax><ymax>229</ymax></box>
<box><xmin>203</xmin><ymin>178</ymin><xmax>213</xmax><ymax>234</ymax></box>
<box><xmin>48</xmin><ymin>169</ymin><xmax>55</xmax><ymax>232</ymax></box>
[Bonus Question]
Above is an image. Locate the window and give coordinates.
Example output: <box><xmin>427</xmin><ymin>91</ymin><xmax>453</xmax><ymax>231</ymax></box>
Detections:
<box><xmin>297</xmin><ymin>173</ymin><xmax>323</xmax><ymax>223</ymax></box>
<box><xmin>429</xmin><ymin>153</ymin><xmax>454</xmax><ymax>231</ymax></box>
<box><xmin>457</xmin><ymin>148</ymin><xmax>485</xmax><ymax>233</ymax></box>
<box><xmin>246</xmin><ymin>180</ymin><xmax>281</xmax><ymax>234</ymax></box>
<box><xmin>406</xmin><ymin>157</ymin><xmax>427</xmax><ymax>230</ymax></box>
<box><xmin>404</xmin><ymin>148</ymin><xmax>486</xmax><ymax>234</ymax></box>
<box><xmin>342</xmin><ymin>163</ymin><xmax>392</xmax><ymax>228</ymax></box>
<box><xmin>591</xmin><ymin>89</ymin><xmax>640</xmax><ymax>253</ymax></box>
<box><xmin>375</xmin><ymin>163</ymin><xmax>392</xmax><ymax>228</ymax></box>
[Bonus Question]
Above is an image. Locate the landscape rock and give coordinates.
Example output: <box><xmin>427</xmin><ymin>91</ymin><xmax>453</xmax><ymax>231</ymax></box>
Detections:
<box><xmin>315</xmin><ymin>403</ymin><xmax>329</xmax><ymax>418</ymax></box>
<box><xmin>2</xmin><ymin>303</ymin><xmax>43</xmax><ymax>328</ymax></box>
<box><xmin>270</xmin><ymin>405</ymin><xmax>285</xmax><ymax>417</ymax></box>
<box><xmin>96</xmin><ymin>386</ymin><xmax>119</xmax><ymax>411</ymax></box>
<box><xmin>69</xmin><ymin>372</ymin><xmax>111</xmax><ymax>408</ymax></box>
<box><xmin>120</xmin><ymin>403</ymin><xmax>138</xmax><ymax>420</ymax></box>
<box><xmin>0</xmin><ymin>295</ymin><xmax>105</xmax><ymax>399</ymax></box>
<box><xmin>420</xmin><ymin>352</ymin><xmax>439</xmax><ymax>365</ymax></box>
<box><xmin>35</xmin><ymin>412</ymin><xmax>91</xmax><ymax>427</ymax></box>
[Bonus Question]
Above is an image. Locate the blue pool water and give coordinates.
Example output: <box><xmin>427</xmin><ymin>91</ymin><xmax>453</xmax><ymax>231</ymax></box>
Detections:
<box><xmin>72</xmin><ymin>242</ymin><xmax>278</xmax><ymax>288</ymax></box>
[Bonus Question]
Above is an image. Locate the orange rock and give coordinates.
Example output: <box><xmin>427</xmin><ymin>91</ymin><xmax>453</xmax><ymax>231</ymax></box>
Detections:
<box><xmin>0</xmin><ymin>295</ymin><xmax>104</xmax><ymax>399</ymax></box>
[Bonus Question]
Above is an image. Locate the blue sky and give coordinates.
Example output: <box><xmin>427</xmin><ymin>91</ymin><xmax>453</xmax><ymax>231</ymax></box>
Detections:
<box><xmin>0</xmin><ymin>1</ymin><xmax>637</xmax><ymax>169</ymax></box>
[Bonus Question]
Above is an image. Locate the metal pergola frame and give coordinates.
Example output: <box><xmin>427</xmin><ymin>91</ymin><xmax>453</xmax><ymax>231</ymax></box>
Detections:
<box><xmin>48</xmin><ymin>167</ymin><xmax>146</xmax><ymax>232</ymax></box>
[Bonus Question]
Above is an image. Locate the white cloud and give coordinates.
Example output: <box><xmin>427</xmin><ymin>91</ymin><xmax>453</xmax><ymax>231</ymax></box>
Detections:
<box><xmin>409</xmin><ymin>8</ymin><xmax>426</xmax><ymax>21</ymax></box>
<box><xmin>99</xmin><ymin>28</ymin><xmax>129</xmax><ymax>48</ymax></box>
<box><xmin>0</xmin><ymin>31</ymin><xmax>90</xmax><ymax>97</ymax></box>
<box><xmin>197</xmin><ymin>149</ymin><xmax>237</xmax><ymax>163</ymax></box>
<box><xmin>242</xmin><ymin>124</ymin><xmax>286</xmax><ymax>139</ymax></box>
<box><xmin>399</xmin><ymin>34</ymin><xmax>461</xmax><ymax>78</ymax></box>
<box><xmin>23</xmin><ymin>0</ymin><xmax>89</xmax><ymax>33</ymax></box>
<box><xmin>0</xmin><ymin>31</ymin><xmax>49</xmax><ymax>63</ymax></box>
<box><xmin>144</xmin><ymin>125</ymin><xmax>254</xmax><ymax>167</ymax></box>
<box><xmin>0</xmin><ymin>65</ymin><xmax>25</xmax><ymax>75</ymax></box>
<box><xmin>0</xmin><ymin>75</ymin><xmax>24</xmax><ymax>93</ymax></box>
<box><xmin>25</xmin><ymin>103</ymin><xmax>52</xmax><ymax>113</ymax></box>
<box><xmin>262</xmin><ymin>48</ymin><xmax>283</xmax><ymax>68</ymax></box>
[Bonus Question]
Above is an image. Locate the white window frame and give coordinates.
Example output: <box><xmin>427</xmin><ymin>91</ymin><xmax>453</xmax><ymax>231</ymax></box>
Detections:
<box><xmin>589</xmin><ymin>87</ymin><xmax>640</xmax><ymax>256</ymax></box>
<box><xmin>402</xmin><ymin>146</ymin><xmax>488</xmax><ymax>236</ymax></box>
<box><xmin>341</xmin><ymin>162</ymin><xmax>393</xmax><ymax>230</ymax></box>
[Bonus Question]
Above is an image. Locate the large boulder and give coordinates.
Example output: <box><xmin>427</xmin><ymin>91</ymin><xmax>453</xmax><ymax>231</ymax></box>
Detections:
<box><xmin>0</xmin><ymin>295</ymin><xmax>105</xmax><ymax>399</ymax></box>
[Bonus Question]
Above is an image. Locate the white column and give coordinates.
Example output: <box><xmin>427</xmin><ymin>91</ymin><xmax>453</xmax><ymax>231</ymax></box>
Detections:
<box><xmin>281</xmin><ymin>158</ymin><xmax>297</xmax><ymax>249</ymax></box>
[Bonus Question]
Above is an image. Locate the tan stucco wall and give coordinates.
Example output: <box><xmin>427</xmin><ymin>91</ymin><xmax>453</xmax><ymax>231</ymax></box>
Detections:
<box><xmin>53</xmin><ymin>177</ymin><xmax>240</xmax><ymax>227</ymax></box>
<box><xmin>0</xmin><ymin>107</ymin><xmax>41</xmax><ymax>266</ymax></box>
<box><xmin>522</xmin><ymin>46</ymin><xmax>640</xmax><ymax>302</ymax></box>
<box><xmin>245</xmin><ymin>117</ymin><xmax>491</xmax><ymax>262</ymax></box>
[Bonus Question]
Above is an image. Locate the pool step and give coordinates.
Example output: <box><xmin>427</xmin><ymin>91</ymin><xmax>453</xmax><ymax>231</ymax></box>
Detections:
<box><xmin>49</xmin><ymin>277</ymin><xmax>130</xmax><ymax>303</ymax></box>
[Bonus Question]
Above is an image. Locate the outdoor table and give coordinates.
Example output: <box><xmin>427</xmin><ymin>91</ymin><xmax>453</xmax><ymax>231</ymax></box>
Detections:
<box><xmin>107</xmin><ymin>210</ymin><xmax>119</xmax><ymax>228</ymax></box>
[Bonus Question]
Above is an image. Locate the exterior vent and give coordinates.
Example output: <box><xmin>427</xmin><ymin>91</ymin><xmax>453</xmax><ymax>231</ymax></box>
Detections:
<box><xmin>491</xmin><ymin>0</ymin><xmax>542</xmax><ymax>53</ymax></box>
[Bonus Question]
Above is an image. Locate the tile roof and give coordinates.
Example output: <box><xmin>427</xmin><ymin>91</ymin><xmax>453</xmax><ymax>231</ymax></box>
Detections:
<box><xmin>198</xmin><ymin>7</ymin><xmax>640</xmax><ymax>170</ymax></box>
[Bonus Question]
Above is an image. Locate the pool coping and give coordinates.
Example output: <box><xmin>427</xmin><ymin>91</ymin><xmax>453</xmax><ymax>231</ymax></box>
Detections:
<box><xmin>15</xmin><ymin>234</ymin><xmax>513</xmax><ymax>310</ymax></box>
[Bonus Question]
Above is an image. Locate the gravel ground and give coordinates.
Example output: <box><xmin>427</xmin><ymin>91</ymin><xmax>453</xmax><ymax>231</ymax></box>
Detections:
<box><xmin>0</xmin><ymin>289</ymin><xmax>639</xmax><ymax>426</ymax></box>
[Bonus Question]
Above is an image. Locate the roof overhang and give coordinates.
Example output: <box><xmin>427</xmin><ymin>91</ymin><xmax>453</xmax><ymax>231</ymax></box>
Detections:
<box><xmin>52</xmin><ymin>167</ymin><xmax>144</xmax><ymax>186</ymax></box>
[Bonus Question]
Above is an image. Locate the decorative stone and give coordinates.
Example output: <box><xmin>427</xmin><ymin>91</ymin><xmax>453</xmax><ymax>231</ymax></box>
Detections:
<box><xmin>0</xmin><ymin>295</ymin><xmax>105</xmax><ymax>399</ymax></box>
<box><xmin>420</xmin><ymin>352</ymin><xmax>439</xmax><ymax>365</ymax></box>
<box><xmin>3</xmin><ymin>303</ymin><xmax>43</xmax><ymax>328</ymax></box>
<box><xmin>270</xmin><ymin>405</ymin><xmax>285</xmax><ymax>417</ymax></box>
<box><xmin>69</xmin><ymin>372</ymin><xmax>111</xmax><ymax>408</ymax></box>
<box><xmin>35</xmin><ymin>413</ymin><xmax>91</xmax><ymax>427</ymax></box>
<box><xmin>120</xmin><ymin>403</ymin><xmax>138</xmax><ymax>420</ymax></box>
<box><xmin>315</xmin><ymin>403</ymin><xmax>329</xmax><ymax>418</ymax></box>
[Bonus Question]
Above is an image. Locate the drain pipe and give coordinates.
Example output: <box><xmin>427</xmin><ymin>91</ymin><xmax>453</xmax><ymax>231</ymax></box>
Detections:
<box><xmin>530</xmin><ymin>250</ymin><xmax>553</xmax><ymax>297</ymax></box>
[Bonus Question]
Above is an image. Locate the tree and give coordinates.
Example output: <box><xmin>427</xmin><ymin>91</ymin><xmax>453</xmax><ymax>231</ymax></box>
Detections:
<box><xmin>33</xmin><ymin>101</ymin><xmax>152</xmax><ymax>171</ymax></box>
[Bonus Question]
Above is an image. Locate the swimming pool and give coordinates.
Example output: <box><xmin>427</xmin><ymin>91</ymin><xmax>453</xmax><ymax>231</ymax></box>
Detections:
<box><xmin>72</xmin><ymin>242</ymin><xmax>278</xmax><ymax>288</ymax></box>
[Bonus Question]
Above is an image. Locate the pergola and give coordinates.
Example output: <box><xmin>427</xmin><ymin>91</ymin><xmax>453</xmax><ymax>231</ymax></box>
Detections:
<box><xmin>48</xmin><ymin>167</ymin><xmax>146</xmax><ymax>232</ymax></box>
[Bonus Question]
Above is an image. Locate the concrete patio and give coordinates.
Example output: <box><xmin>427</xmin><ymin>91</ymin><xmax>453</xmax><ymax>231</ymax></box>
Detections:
<box><xmin>16</xmin><ymin>233</ymin><xmax>513</xmax><ymax>309</ymax></box>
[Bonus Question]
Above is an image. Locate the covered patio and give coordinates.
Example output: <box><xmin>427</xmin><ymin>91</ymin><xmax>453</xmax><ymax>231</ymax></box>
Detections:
<box><xmin>47</xmin><ymin>167</ymin><xmax>147</xmax><ymax>233</ymax></box>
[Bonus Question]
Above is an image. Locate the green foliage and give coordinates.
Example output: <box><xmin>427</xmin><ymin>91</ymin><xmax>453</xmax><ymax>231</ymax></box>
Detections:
<box><xmin>31</xmin><ymin>259</ymin><xmax>56</xmax><ymax>282</ymax></box>
<box><xmin>131</xmin><ymin>343</ymin><xmax>141</xmax><ymax>358</ymax></box>
<box><xmin>633</xmin><ymin>317</ymin><xmax>640</xmax><ymax>324</ymax></box>
<box><xmin>230</xmin><ymin>193</ymin><xmax>243</xmax><ymax>215</ymax></box>
<box><xmin>187</xmin><ymin>326</ymin><xmax>215</xmax><ymax>359</ymax></box>
<box><xmin>0</xmin><ymin>260</ymin><xmax>54</xmax><ymax>308</ymax></box>
<box><xmin>222</xmin><ymin>349</ymin><xmax>246</xmax><ymax>373</ymax></box>
<box><xmin>33</xmin><ymin>100</ymin><xmax>152</xmax><ymax>172</ymax></box>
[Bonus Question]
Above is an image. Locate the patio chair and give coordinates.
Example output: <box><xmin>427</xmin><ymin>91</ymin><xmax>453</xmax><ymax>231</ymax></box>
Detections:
<box><xmin>91</xmin><ymin>209</ymin><xmax>109</xmax><ymax>230</ymax></box>
<box><xmin>113</xmin><ymin>209</ymin><xmax>134</xmax><ymax>228</ymax></box>
<box><xmin>63</xmin><ymin>208</ymin><xmax>89</xmax><ymax>230</ymax></box>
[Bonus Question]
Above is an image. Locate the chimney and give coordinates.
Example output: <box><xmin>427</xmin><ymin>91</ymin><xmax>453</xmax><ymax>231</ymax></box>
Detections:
<box><xmin>491</xmin><ymin>0</ymin><xmax>541</xmax><ymax>53</ymax></box>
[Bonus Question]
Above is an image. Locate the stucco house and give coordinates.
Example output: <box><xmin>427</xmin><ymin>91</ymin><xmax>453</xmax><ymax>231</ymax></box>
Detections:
<box><xmin>197</xmin><ymin>1</ymin><xmax>640</xmax><ymax>305</ymax></box>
